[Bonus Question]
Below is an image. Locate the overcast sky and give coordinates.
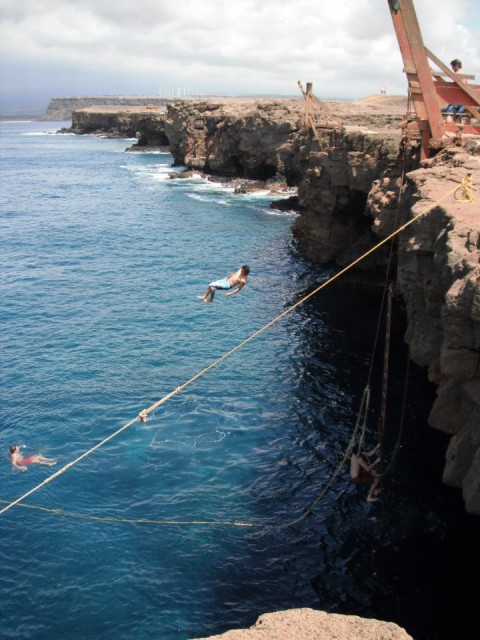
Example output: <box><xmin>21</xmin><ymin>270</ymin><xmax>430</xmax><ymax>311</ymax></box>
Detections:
<box><xmin>1</xmin><ymin>0</ymin><xmax>479</xmax><ymax>114</ymax></box>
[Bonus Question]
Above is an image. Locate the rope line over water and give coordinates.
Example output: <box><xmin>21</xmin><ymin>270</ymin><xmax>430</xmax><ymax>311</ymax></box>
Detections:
<box><xmin>0</xmin><ymin>180</ymin><xmax>467</xmax><ymax>521</ymax></box>
<box><xmin>0</xmin><ymin>500</ymin><xmax>258</xmax><ymax>527</ymax></box>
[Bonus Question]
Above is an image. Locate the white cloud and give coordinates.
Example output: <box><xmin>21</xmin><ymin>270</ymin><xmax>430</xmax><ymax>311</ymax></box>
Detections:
<box><xmin>0</xmin><ymin>0</ymin><xmax>478</xmax><ymax>111</ymax></box>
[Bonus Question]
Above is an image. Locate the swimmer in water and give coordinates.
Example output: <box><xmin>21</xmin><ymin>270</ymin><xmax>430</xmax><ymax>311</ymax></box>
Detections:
<box><xmin>9</xmin><ymin>445</ymin><xmax>57</xmax><ymax>472</ymax></box>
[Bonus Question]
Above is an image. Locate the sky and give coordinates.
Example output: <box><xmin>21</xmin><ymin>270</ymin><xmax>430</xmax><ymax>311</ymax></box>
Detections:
<box><xmin>1</xmin><ymin>0</ymin><xmax>479</xmax><ymax>114</ymax></box>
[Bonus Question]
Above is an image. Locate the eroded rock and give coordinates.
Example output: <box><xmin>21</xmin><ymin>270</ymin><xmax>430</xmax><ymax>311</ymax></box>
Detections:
<box><xmin>191</xmin><ymin>608</ymin><xmax>413</xmax><ymax>640</ymax></box>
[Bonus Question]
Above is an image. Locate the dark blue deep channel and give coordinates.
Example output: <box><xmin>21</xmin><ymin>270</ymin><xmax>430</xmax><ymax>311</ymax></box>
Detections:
<box><xmin>0</xmin><ymin>121</ymin><xmax>478</xmax><ymax>640</ymax></box>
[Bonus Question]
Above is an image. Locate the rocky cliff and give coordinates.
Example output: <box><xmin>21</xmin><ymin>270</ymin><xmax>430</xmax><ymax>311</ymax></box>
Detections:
<box><xmin>42</xmin><ymin>96</ymin><xmax>174</xmax><ymax>122</ymax></box>
<box><xmin>394</xmin><ymin>152</ymin><xmax>480</xmax><ymax>512</ymax></box>
<box><xmin>68</xmin><ymin>96</ymin><xmax>480</xmax><ymax>514</ymax></box>
<box><xmin>70</xmin><ymin>106</ymin><xmax>169</xmax><ymax>146</ymax></box>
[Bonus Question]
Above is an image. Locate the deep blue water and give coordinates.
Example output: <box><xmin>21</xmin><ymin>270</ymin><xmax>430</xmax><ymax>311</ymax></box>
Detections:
<box><xmin>0</xmin><ymin>121</ymin><xmax>477</xmax><ymax>640</ymax></box>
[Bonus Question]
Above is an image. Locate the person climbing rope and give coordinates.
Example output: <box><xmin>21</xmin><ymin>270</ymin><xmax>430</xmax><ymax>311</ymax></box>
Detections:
<box><xmin>350</xmin><ymin>443</ymin><xmax>381</xmax><ymax>502</ymax></box>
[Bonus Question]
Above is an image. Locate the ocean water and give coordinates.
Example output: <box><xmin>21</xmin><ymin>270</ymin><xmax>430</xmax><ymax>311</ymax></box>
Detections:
<box><xmin>0</xmin><ymin>121</ymin><xmax>477</xmax><ymax>640</ymax></box>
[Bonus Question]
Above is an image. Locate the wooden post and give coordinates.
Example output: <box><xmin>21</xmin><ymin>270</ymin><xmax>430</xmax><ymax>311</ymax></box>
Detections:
<box><xmin>305</xmin><ymin>82</ymin><xmax>313</xmax><ymax>127</ymax></box>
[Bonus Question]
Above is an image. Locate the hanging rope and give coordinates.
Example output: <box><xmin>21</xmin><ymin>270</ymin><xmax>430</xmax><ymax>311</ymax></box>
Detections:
<box><xmin>377</xmin><ymin>285</ymin><xmax>393</xmax><ymax>464</ymax></box>
<box><xmin>279</xmin><ymin>385</ymin><xmax>372</xmax><ymax>529</ymax></box>
<box><xmin>381</xmin><ymin>348</ymin><xmax>411</xmax><ymax>477</ymax></box>
<box><xmin>357</xmin><ymin>385</ymin><xmax>371</xmax><ymax>454</ymax></box>
<box><xmin>355</xmin><ymin>141</ymin><xmax>408</xmax><ymax>457</ymax></box>
<box><xmin>0</xmin><ymin>180</ymin><xmax>464</xmax><ymax>518</ymax></box>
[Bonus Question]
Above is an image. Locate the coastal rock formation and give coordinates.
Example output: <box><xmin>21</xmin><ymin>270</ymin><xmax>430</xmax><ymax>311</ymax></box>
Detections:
<box><xmin>393</xmin><ymin>151</ymin><xmax>480</xmax><ymax>512</ymax></box>
<box><xmin>66</xmin><ymin>96</ymin><xmax>480</xmax><ymax>514</ymax></box>
<box><xmin>163</xmin><ymin>98</ymin><xmax>407</xmax><ymax>267</ymax></box>
<box><xmin>70</xmin><ymin>106</ymin><xmax>169</xmax><ymax>147</ymax></box>
<box><xmin>164</xmin><ymin>99</ymin><xmax>306</xmax><ymax>180</ymax></box>
<box><xmin>292</xmin><ymin>128</ymin><xmax>403</xmax><ymax>265</ymax></box>
<box><xmin>192</xmin><ymin>608</ymin><xmax>413</xmax><ymax>640</ymax></box>
<box><xmin>42</xmin><ymin>96</ymin><xmax>174</xmax><ymax>122</ymax></box>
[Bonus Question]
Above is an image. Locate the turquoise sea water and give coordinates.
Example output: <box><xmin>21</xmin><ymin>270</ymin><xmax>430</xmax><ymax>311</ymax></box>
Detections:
<box><xmin>0</xmin><ymin>121</ymin><xmax>477</xmax><ymax>640</ymax></box>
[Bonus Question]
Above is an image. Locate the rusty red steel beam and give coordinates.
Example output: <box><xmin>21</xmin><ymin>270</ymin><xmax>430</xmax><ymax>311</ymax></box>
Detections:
<box><xmin>389</xmin><ymin>0</ymin><xmax>445</xmax><ymax>140</ymax></box>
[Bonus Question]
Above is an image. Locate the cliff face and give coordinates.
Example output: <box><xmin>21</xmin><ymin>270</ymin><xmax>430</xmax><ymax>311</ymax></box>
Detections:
<box><xmin>43</xmin><ymin>96</ymin><xmax>173</xmax><ymax>122</ymax></box>
<box><xmin>164</xmin><ymin>99</ymin><xmax>306</xmax><ymax>180</ymax></box>
<box><xmin>70</xmin><ymin>106</ymin><xmax>169</xmax><ymax>146</ymax></box>
<box><xmin>66</xmin><ymin>97</ymin><xmax>480</xmax><ymax>514</ymax></box>
<box><xmin>164</xmin><ymin>99</ymin><xmax>408</xmax><ymax>268</ymax></box>
<box><xmin>394</xmin><ymin>155</ymin><xmax>480</xmax><ymax>512</ymax></box>
<box><xmin>292</xmin><ymin>129</ymin><xmax>403</xmax><ymax>265</ymax></box>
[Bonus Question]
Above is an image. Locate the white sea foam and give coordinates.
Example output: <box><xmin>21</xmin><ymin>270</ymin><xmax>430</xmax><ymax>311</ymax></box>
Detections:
<box><xmin>187</xmin><ymin>193</ymin><xmax>233</xmax><ymax>206</ymax></box>
<box><xmin>1</xmin><ymin>119</ymin><xmax>34</xmax><ymax>123</ymax></box>
<box><xmin>120</xmin><ymin>162</ymin><xmax>177</xmax><ymax>182</ymax></box>
<box><xmin>263</xmin><ymin>207</ymin><xmax>299</xmax><ymax>217</ymax></box>
<box><xmin>132</xmin><ymin>149</ymin><xmax>170</xmax><ymax>155</ymax></box>
<box><xmin>121</xmin><ymin>160</ymin><xmax>298</xmax><ymax>213</ymax></box>
<box><xmin>22</xmin><ymin>130</ymin><xmax>63</xmax><ymax>136</ymax></box>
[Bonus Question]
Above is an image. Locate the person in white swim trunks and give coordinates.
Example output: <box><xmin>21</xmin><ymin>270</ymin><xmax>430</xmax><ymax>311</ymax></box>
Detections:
<box><xmin>197</xmin><ymin>265</ymin><xmax>250</xmax><ymax>304</ymax></box>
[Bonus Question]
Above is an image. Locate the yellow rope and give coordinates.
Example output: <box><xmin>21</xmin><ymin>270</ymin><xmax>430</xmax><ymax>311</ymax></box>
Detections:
<box><xmin>0</xmin><ymin>500</ymin><xmax>257</xmax><ymax>527</ymax></box>
<box><xmin>454</xmin><ymin>174</ymin><xmax>476</xmax><ymax>203</ymax></box>
<box><xmin>0</xmin><ymin>180</ymin><xmax>462</xmax><ymax>519</ymax></box>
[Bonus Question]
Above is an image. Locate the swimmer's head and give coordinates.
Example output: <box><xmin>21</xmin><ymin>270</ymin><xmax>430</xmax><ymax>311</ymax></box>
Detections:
<box><xmin>9</xmin><ymin>445</ymin><xmax>18</xmax><ymax>454</ymax></box>
<box><xmin>241</xmin><ymin>265</ymin><xmax>250</xmax><ymax>275</ymax></box>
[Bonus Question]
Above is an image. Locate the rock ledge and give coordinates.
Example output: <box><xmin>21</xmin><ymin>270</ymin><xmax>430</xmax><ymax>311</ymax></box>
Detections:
<box><xmin>192</xmin><ymin>608</ymin><xmax>413</xmax><ymax>640</ymax></box>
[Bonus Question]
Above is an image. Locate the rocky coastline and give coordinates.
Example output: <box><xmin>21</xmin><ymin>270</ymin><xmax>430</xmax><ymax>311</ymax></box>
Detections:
<box><xmin>67</xmin><ymin>96</ymin><xmax>480</xmax><ymax>517</ymax></box>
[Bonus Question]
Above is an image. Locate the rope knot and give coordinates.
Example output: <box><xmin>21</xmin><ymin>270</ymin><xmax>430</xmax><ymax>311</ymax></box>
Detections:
<box><xmin>138</xmin><ymin>410</ymin><xmax>148</xmax><ymax>423</ymax></box>
<box><xmin>454</xmin><ymin>174</ymin><xmax>476</xmax><ymax>203</ymax></box>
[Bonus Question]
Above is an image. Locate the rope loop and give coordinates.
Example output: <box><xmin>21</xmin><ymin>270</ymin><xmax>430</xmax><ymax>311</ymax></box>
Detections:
<box><xmin>454</xmin><ymin>174</ymin><xmax>476</xmax><ymax>203</ymax></box>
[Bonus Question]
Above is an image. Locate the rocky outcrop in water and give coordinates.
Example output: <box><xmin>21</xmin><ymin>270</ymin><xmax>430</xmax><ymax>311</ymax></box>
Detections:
<box><xmin>191</xmin><ymin>608</ymin><xmax>413</xmax><ymax>640</ymax></box>
<box><xmin>68</xmin><ymin>106</ymin><xmax>169</xmax><ymax>146</ymax></box>
<box><xmin>65</xmin><ymin>96</ymin><xmax>480</xmax><ymax>514</ymax></box>
<box><xmin>42</xmin><ymin>96</ymin><xmax>174</xmax><ymax>122</ymax></box>
<box><xmin>163</xmin><ymin>99</ymin><xmax>408</xmax><ymax>269</ymax></box>
<box><xmin>164</xmin><ymin>99</ymin><xmax>306</xmax><ymax>180</ymax></box>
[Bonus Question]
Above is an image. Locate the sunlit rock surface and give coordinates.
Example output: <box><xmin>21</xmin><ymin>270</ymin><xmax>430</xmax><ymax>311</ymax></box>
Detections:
<box><xmin>191</xmin><ymin>608</ymin><xmax>413</xmax><ymax>640</ymax></box>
